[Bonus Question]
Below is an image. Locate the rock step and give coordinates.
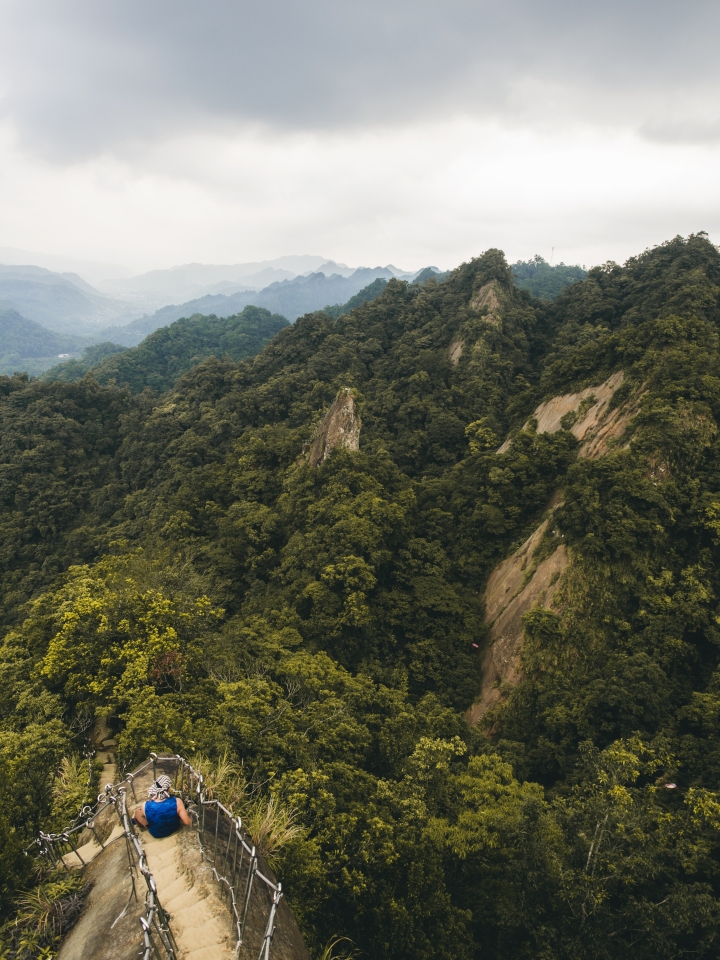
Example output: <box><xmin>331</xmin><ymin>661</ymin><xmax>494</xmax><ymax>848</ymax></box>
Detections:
<box><xmin>63</xmin><ymin>823</ymin><xmax>124</xmax><ymax>869</ymax></box>
<box><xmin>142</xmin><ymin>830</ymin><xmax>234</xmax><ymax>960</ymax></box>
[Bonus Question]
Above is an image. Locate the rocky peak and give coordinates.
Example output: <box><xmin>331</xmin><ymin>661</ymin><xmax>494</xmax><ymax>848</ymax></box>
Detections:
<box><xmin>309</xmin><ymin>388</ymin><xmax>360</xmax><ymax>467</ymax></box>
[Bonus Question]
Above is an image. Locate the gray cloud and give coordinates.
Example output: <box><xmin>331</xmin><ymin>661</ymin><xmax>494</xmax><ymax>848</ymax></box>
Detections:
<box><xmin>2</xmin><ymin>0</ymin><xmax>719</xmax><ymax>160</ymax></box>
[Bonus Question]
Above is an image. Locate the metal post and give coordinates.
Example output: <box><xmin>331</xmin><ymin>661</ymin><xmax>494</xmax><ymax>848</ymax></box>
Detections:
<box><xmin>213</xmin><ymin>804</ymin><xmax>221</xmax><ymax>864</ymax></box>
<box><xmin>64</xmin><ymin>831</ymin><xmax>85</xmax><ymax>866</ymax></box>
<box><xmin>221</xmin><ymin>818</ymin><xmax>234</xmax><ymax>880</ymax></box>
<box><xmin>234</xmin><ymin>833</ymin><xmax>245</xmax><ymax>905</ymax></box>
<box><xmin>258</xmin><ymin>885</ymin><xmax>281</xmax><ymax>960</ymax></box>
<box><xmin>151</xmin><ymin>904</ymin><xmax>176</xmax><ymax>958</ymax></box>
<box><xmin>88</xmin><ymin>819</ymin><xmax>105</xmax><ymax>850</ymax></box>
<box><xmin>239</xmin><ymin>849</ymin><xmax>258</xmax><ymax>943</ymax></box>
<box><xmin>231</xmin><ymin>824</ymin><xmax>240</xmax><ymax>894</ymax></box>
<box><xmin>141</xmin><ymin>916</ymin><xmax>164</xmax><ymax>960</ymax></box>
<box><xmin>127</xmin><ymin>772</ymin><xmax>138</xmax><ymax>803</ymax></box>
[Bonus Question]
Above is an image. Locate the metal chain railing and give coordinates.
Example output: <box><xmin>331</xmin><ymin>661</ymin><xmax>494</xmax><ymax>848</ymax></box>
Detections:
<box><xmin>29</xmin><ymin>753</ymin><xmax>284</xmax><ymax>960</ymax></box>
<box><xmin>154</xmin><ymin>753</ymin><xmax>283</xmax><ymax>960</ymax></box>
<box><xmin>28</xmin><ymin>758</ymin><xmax>178</xmax><ymax>960</ymax></box>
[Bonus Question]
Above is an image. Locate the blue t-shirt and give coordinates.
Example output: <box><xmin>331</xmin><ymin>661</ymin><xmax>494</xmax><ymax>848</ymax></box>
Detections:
<box><xmin>144</xmin><ymin>796</ymin><xmax>181</xmax><ymax>838</ymax></box>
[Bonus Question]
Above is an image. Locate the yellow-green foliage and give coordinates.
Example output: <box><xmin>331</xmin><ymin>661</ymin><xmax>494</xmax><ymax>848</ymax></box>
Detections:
<box><xmin>49</xmin><ymin>756</ymin><xmax>97</xmax><ymax>830</ymax></box>
<box><xmin>0</xmin><ymin>871</ymin><xmax>86</xmax><ymax>960</ymax></box>
<box><xmin>4</xmin><ymin>237</ymin><xmax>720</xmax><ymax>958</ymax></box>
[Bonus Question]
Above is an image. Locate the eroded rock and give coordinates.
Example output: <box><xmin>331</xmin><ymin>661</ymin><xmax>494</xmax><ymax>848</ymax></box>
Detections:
<box><xmin>466</xmin><ymin>521</ymin><xmax>569</xmax><ymax>728</ymax></box>
<box><xmin>448</xmin><ymin>339</ymin><xmax>463</xmax><ymax>365</ymax></box>
<box><xmin>470</xmin><ymin>281</ymin><xmax>502</xmax><ymax>321</ymax></box>
<box><xmin>497</xmin><ymin>371</ymin><xmax>630</xmax><ymax>457</ymax></box>
<box><xmin>309</xmin><ymin>388</ymin><xmax>360</xmax><ymax>467</ymax></box>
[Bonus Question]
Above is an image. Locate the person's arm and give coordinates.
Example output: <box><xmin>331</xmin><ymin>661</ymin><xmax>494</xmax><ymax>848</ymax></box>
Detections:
<box><xmin>134</xmin><ymin>803</ymin><xmax>148</xmax><ymax>827</ymax></box>
<box><xmin>176</xmin><ymin>797</ymin><xmax>191</xmax><ymax>826</ymax></box>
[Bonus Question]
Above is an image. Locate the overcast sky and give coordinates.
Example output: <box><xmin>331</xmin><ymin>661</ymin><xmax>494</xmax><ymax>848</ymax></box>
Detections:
<box><xmin>1</xmin><ymin>0</ymin><xmax>719</xmax><ymax>276</ymax></box>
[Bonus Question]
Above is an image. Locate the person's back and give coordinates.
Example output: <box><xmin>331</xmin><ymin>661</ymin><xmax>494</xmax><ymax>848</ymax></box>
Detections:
<box><xmin>133</xmin><ymin>774</ymin><xmax>192</xmax><ymax>838</ymax></box>
<box><xmin>145</xmin><ymin>794</ymin><xmax>181</xmax><ymax>838</ymax></box>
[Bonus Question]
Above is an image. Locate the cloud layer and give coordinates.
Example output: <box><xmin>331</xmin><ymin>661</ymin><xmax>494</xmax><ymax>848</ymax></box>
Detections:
<box><xmin>0</xmin><ymin>1</ymin><xmax>719</xmax><ymax>274</ymax></box>
<box><xmin>3</xmin><ymin>0</ymin><xmax>720</xmax><ymax>160</ymax></box>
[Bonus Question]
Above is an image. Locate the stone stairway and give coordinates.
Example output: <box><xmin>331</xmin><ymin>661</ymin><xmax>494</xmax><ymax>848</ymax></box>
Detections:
<box><xmin>143</xmin><ymin>828</ymin><xmax>235</xmax><ymax>960</ymax></box>
<box><xmin>56</xmin><ymin>752</ymin><xmax>310</xmax><ymax>960</ymax></box>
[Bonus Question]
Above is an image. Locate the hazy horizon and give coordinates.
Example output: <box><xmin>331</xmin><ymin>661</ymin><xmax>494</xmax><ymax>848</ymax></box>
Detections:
<box><xmin>1</xmin><ymin>1</ymin><xmax>719</xmax><ymax>274</ymax></box>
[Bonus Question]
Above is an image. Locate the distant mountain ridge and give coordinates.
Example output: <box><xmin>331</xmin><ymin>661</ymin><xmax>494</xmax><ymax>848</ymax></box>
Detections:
<box><xmin>43</xmin><ymin>305</ymin><xmax>288</xmax><ymax>393</ymax></box>
<box><xmin>0</xmin><ymin>256</ymin><xmax>416</xmax><ymax>342</ymax></box>
<box><xmin>0</xmin><ymin>264</ymin><xmax>137</xmax><ymax>333</ymax></box>
<box><xmin>95</xmin><ymin>255</ymin><xmax>350</xmax><ymax>309</ymax></box>
<box><xmin>99</xmin><ymin>265</ymin><xmax>411</xmax><ymax>345</ymax></box>
<box><xmin>0</xmin><ymin>308</ymin><xmax>92</xmax><ymax>376</ymax></box>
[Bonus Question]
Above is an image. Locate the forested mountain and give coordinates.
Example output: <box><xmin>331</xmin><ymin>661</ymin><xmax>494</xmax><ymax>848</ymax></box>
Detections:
<box><xmin>39</xmin><ymin>341</ymin><xmax>128</xmax><ymax>382</ymax></box>
<box><xmin>512</xmin><ymin>255</ymin><xmax>587</xmax><ymax>299</ymax></box>
<box><xmin>97</xmin><ymin>267</ymin><xmax>406</xmax><ymax>346</ymax></box>
<box><xmin>0</xmin><ymin>308</ymin><xmax>91</xmax><ymax>376</ymax></box>
<box><xmin>42</xmin><ymin>306</ymin><xmax>288</xmax><ymax>393</ymax></box>
<box><xmin>0</xmin><ymin>264</ymin><xmax>136</xmax><ymax>332</ymax></box>
<box><xmin>3</xmin><ymin>235</ymin><xmax>720</xmax><ymax>959</ymax></box>
<box><xmin>250</xmin><ymin>266</ymin><xmax>397</xmax><ymax>320</ymax></box>
<box><xmin>323</xmin><ymin>276</ymin><xmax>389</xmax><ymax>318</ymax></box>
<box><xmin>102</xmin><ymin>291</ymin><xmax>259</xmax><ymax>345</ymax></box>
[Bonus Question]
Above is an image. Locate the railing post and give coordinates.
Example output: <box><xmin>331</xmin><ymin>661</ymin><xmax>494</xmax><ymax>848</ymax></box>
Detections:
<box><xmin>127</xmin><ymin>772</ymin><xmax>138</xmax><ymax>803</ymax></box>
<box><xmin>239</xmin><ymin>847</ymin><xmax>258</xmax><ymax>944</ymax></box>
<box><xmin>63</xmin><ymin>831</ymin><xmax>85</xmax><ymax>866</ymax></box>
<box><xmin>258</xmin><ymin>884</ymin><xmax>282</xmax><ymax>960</ymax></box>
<box><xmin>231</xmin><ymin>821</ymin><xmax>240</xmax><ymax>894</ymax></box>
<box><xmin>88</xmin><ymin>818</ymin><xmax>105</xmax><ymax>850</ymax></box>
<box><xmin>214</xmin><ymin>804</ymin><xmax>221</xmax><ymax>864</ymax></box>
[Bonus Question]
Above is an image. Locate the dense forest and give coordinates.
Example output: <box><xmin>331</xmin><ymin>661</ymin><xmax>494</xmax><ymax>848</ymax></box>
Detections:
<box><xmin>0</xmin><ymin>309</ymin><xmax>91</xmax><ymax>376</ymax></box>
<box><xmin>42</xmin><ymin>305</ymin><xmax>288</xmax><ymax>393</ymax></box>
<box><xmin>3</xmin><ymin>234</ymin><xmax>720</xmax><ymax>959</ymax></box>
<box><xmin>512</xmin><ymin>255</ymin><xmax>587</xmax><ymax>299</ymax></box>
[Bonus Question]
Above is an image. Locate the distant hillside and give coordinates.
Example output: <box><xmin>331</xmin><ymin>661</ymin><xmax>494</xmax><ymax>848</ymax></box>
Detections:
<box><xmin>44</xmin><ymin>305</ymin><xmax>288</xmax><ymax>393</ymax></box>
<box><xmin>96</xmin><ymin>255</ymin><xmax>334</xmax><ymax>308</ymax></box>
<box><xmin>40</xmin><ymin>342</ymin><xmax>127</xmax><ymax>383</ymax></box>
<box><xmin>97</xmin><ymin>266</ymin><xmax>403</xmax><ymax>344</ymax></box>
<box><xmin>323</xmin><ymin>277</ymin><xmax>389</xmax><ymax>319</ymax></box>
<box><xmin>0</xmin><ymin>264</ymin><xmax>136</xmax><ymax>333</ymax></box>
<box><xmin>0</xmin><ymin>308</ymin><xmax>91</xmax><ymax>375</ymax></box>
<box><xmin>99</xmin><ymin>291</ymin><xmax>259</xmax><ymax>346</ymax></box>
<box><xmin>511</xmin><ymin>256</ymin><xmax>586</xmax><ymax>299</ymax></box>
<box><xmin>251</xmin><ymin>267</ymin><xmax>396</xmax><ymax>320</ymax></box>
<box><xmin>411</xmin><ymin>266</ymin><xmax>450</xmax><ymax>284</ymax></box>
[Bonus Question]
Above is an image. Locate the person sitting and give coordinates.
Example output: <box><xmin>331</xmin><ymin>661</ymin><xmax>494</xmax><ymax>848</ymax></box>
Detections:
<box><xmin>133</xmin><ymin>775</ymin><xmax>192</xmax><ymax>838</ymax></box>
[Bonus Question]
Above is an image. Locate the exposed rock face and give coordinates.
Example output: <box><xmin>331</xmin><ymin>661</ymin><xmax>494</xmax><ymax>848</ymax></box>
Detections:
<box><xmin>468</xmin><ymin>372</ymin><xmax>643</xmax><ymax>728</ymax></box>
<box><xmin>470</xmin><ymin>281</ymin><xmax>502</xmax><ymax>322</ymax></box>
<box><xmin>467</xmin><ymin>520</ymin><xmax>569</xmax><ymax>728</ymax></box>
<box><xmin>448</xmin><ymin>339</ymin><xmax>463</xmax><ymax>365</ymax></box>
<box><xmin>309</xmin><ymin>388</ymin><xmax>360</xmax><ymax>467</ymax></box>
<box><xmin>497</xmin><ymin>370</ymin><xmax>628</xmax><ymax>456</ymax></box>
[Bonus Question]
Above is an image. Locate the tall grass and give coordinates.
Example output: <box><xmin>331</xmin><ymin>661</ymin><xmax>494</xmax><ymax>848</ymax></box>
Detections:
<box><xmin>50</xmin><ymin>756</ymin><xmax>96</xmax><ymax>830</ymax></box>
<box><xmin>0</xmin><ymin>871</ymin><xmax>88</xmax><ymax>960</ymax></box>
<box><xmin>189</xmin><ymin>751</ymin><xmax>302</xmax><ymax>867</ymax></box>
<box><xmin>188</xmin><ymin>750</ymin><xmax>248</xmax><ymax>811</ymax></box>
<box><xmin>244</xmin><ymin>795</ymin><xmax>303</xmax><ymax>868</ymax></box>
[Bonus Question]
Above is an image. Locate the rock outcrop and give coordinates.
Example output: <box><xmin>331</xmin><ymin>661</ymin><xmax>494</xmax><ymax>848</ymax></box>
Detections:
<box><xmin>448</xmin><ymin>339</ymin><xmax>463</xmax><ymax>365</ymax></box>
<box><xmin>467</xmin><ymin>519</ymin><xmax>569</xmax><ymax>727</ymax></box>
<box><xmin>309</xmin><ymin>388</ymin><xmax>360</xmax><ymax>466</ymax></box>
<box><xmin>497</xmin><ymin>371</ymin><xmax>630</xmax><ymax>455</ymax></box>
<box><xmin>468</xmin><ymin>372</ymin><xmax>646</xmax><ymax>729</ymax></box>
<box><xmin>470</xmin><ymin>281</ymin><xmax>502</xmax><ymax>323</ymax></box>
